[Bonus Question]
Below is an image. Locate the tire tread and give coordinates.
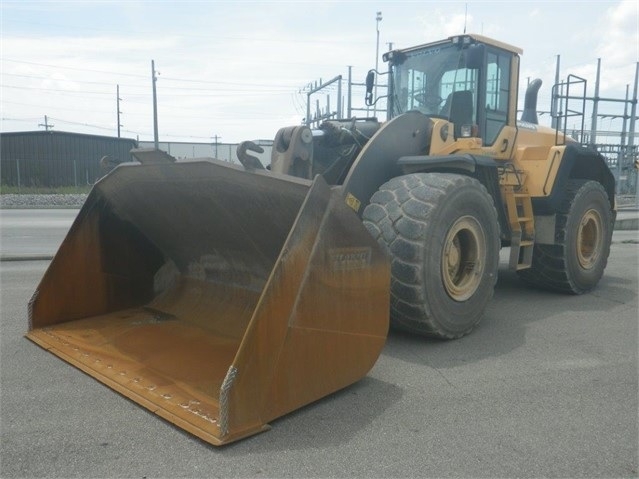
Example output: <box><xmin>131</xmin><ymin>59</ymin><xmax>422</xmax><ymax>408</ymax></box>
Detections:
<box><xmin>517</xmin><ymin>180</ymin><xmax>612</xmax><ymax>294</ymax></box>
<box><xmin>363</xmin><ymin>173</ymin><xmax>499</xmax><ymax>339</ymax></box>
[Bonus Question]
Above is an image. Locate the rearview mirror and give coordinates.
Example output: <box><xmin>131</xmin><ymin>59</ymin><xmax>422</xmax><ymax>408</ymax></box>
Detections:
<box><xmin>365</xmin><ymin>70</ymin><xmax>375</xmax><ymax>106</ymax></box>
<box><xmin>466</xmin><ymin>44</ymin><xmax>485</xmax><ymax>69</ymax></box>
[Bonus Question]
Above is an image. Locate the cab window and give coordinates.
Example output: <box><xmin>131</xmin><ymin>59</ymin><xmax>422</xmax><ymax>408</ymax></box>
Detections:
<box><xmin>483</xmin><ymin>50</ymin><xmax>511</xmax><ymax>145</ymax></box>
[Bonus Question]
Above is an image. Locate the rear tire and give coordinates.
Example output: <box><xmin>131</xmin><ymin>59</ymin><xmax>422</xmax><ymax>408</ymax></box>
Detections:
<box><xmin>517</xmin><ymin>180</ymin><xmax>613</xmax><ymax>294</ymax></box>
<box><xmin>362</xmin><ymin>173</ymin><xmax>500</xmax><ymax>339</ymax></box>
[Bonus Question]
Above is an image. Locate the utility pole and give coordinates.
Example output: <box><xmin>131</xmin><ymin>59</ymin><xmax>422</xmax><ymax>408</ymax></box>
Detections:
<box><xmin>589</xmin><ymin>58</ymin><xmax>601</xmax><ymax>146</ymax></box>
<box><xmin>212</xmin><ymin>134</ymin><xmax>221</xmax><ymax>158</ymax></box>
<box><xmin>373</xmin><ymin>11</ymin><xmax>382</xmax><ymax>117</ymax></box>
<box><xmin>616</xmin><ymin>84</ymin><xmax>629</xmax><ymax>185</ymax></box>
<box><xmin>152</xmin><ymin>60</ymin><xmax>159</xmax><ymax>150</ymax></box>
<box><xmin>347</xmin><ymin>65</ymin><xmax>352</xmax><ymax>118</ymax></box>
<box><xmin>39</xmin><ymin>115</ymin><xmax>53</xmax><ymax>131</ymax></box>
<box><xmin>116</xmin><ymin>84</ymin><xmax>123</xmax><ymax>138</ymax></box>
<box><xmin>551</xmin><ymin>55</ymin><xmax>560</xmax><ymax>130</ymax></box>
<box><xmin>630</xmin><ymin>62</ymin><xmax>638</xmax><ymax>207</ymax></box>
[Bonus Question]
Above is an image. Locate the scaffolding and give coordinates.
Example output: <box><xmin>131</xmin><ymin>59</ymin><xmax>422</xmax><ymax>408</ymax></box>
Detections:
<box><xmin>551</xmin><ymin>57</ymin><xmax>638</xmax><ymax>203</ymax></box>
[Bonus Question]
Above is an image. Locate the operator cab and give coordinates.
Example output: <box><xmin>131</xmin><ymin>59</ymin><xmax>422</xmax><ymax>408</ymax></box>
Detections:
<box><xmin>378</xmin><ymin>34</ymin><xmax>521</xmax><ymax>147</ymax></box>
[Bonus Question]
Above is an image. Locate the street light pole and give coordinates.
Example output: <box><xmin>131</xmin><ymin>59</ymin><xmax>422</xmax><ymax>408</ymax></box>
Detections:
<box><xmin>212</xmin><ymin>134</ymin><xmax>221</xmax><ymax>159</ymax></box>
<box><xmin>152</xmin><ymin>60</ymin><xmax>159</xmax><ymax>150</ymax></box>
<box><xmin>373</xmin><ymin>11</ymin><xmax>382</xmax><ymax>117</ymax></box>
<box><xmin>116</xmin><ymin>84</ymin><xmax>122</xmax><ymax>138</ymax></box>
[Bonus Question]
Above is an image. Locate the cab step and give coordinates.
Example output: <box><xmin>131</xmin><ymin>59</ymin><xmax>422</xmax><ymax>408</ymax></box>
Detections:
<box><xmin>504</xmin><ymin>188</ymin><xmax>535</xmax><ymax>270</ymax></box>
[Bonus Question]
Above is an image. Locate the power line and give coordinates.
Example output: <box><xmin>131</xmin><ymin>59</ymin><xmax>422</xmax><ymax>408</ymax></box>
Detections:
<box><xmin>0</xmin><ymin>98</ymin><xmax>296</xmax><ymax>119</ymax></box>
<box><xmin>1</xmin><ymin>58</ymin><xmax>148</xmax><ymax>78</ymax></box>
<box><xmin>49</xmin><ymin>116</ymin><xmax>118</xmax><ymax>131</ymax></box>
<box><xmin>1</xmin><ymin>117</ymin><xmax>42</xmax><ymax>122</ymax></box>
<box><xmin>1</xmin><ymin>99</ymin><xmax>120</xmax><ymax>113</ymax></box>
<box><xmin>2</xmin><ymin>72</ymin><xmax>128</xmax><ymax>87</ymax></box>
<box><xmin>6</xmin><ymin>19</ymin><xmax>372</xmax><ymax>46</ymax></box>
<box><xmin>1</xmin><ymin>71</ymin><xmax>301</xmax><ymax>91</ymax></box>
<box><xmin>0</xmin><ymin>83</ymin><xmax>294</xmax><ymax>98</ymax></box>
<box><xmin>158</xmin><ymin>76</ymin><xmax>302</xmax><ymax>89</ymax></box>
<box><xmin>1</xmin><ymin>84</ymin><xmax>114</xmax><ymax>96</ymax></box>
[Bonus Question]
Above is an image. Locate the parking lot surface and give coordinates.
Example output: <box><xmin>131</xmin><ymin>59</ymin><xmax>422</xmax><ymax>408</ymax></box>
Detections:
<box><xmin>1</xmin><ymin>229</ymin><xmax>637</xmax><ymax>478</ymax></box>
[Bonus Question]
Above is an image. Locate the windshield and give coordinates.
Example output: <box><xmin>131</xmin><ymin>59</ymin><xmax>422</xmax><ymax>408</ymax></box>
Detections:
<box><xmin>391</xmin><ymin>43</ymin><xmax>478</xmax><ymax>121</ymax></box>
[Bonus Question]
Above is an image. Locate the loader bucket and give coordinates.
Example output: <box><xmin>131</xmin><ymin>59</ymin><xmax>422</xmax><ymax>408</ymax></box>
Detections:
<box><xmin>26</xmin><ymin>158</ymin><xmax>390</xmax><ymax>446</ymax></box>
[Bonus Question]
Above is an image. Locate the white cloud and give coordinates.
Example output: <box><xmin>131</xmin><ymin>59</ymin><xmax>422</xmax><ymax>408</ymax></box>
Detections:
<box><xmin>595</xmin><ymin>0</ymin><xmax>639</xmax><ymax>66</ymax></box>
<box><xmin>588</xmin><ymin>0</ymin><xmax>639</xmax><ymax>94</ymax></box>
<box><xmin>1</xmin><ymin>1</ymin><xmax>637</xmax><ymax>142</ymax></box>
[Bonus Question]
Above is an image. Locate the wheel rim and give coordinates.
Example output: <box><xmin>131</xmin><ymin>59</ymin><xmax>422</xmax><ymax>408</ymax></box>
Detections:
<box><xmin>441</xmin><ymin>216</ymin><xmax>486</xmax><ymax>302</ymax></box>
<box><xmin>577</xmin><ymin>208</ymin><xmax>603</xmax><ymax>270</ymax></box>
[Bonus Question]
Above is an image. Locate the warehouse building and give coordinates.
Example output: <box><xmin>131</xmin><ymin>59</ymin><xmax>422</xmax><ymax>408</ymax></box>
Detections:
<box><xmin>0</xmin><ymin>130</ymin><xmax>137</xmax><ymax>188</ymax></box>
<box><xmin>1</xmin><ymin>131</ymin><xmax>275</xmax><ymax>190</ymax></box>
<box><xmin>137</xmin><ymin>139</ymin><xmax>273</xmax><ymax>165</ymax></box>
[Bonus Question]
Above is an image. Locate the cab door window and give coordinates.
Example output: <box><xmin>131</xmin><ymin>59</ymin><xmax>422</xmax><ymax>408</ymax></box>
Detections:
<box><xmin>484</xmin><ymin>50</ymin><xmax>511</xmax><ymax>145</ymax></box>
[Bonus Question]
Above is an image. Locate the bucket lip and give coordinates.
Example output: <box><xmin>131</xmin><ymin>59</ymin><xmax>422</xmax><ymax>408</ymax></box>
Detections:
<box><xmin>24</xmin><ymin>327</ymin><xmax>272</xmax><ymax>446</ymax></box>
<box><xmin>107</xmin><ymin>157</ymin><xmax>315</xmax><ymax>188</ymax></box>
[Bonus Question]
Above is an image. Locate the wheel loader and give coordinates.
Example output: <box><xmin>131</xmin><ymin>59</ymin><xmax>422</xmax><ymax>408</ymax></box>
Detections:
<box><xmin>27</xmin><ymin>34</ymin><xmax>615</xmax><ymax>446</ymax></box>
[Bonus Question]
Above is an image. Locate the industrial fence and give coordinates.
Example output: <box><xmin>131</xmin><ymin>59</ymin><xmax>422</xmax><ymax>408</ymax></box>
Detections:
<box><xmin>596</xmin><ymin>144</ymin><xmax>638</xmax><ymax>195</ymax></box>
<box><xmin>0</xmin><ymin>156</ymin><xmax>108</xmax><ymax>190</ymax></box>
<box><xmin>1</xmin><ymin>144</ymin><xmax>636</xmax><ymax>196</ymax></box>
<box><xmin>1</xmin><ymin>130</ymin><xmax>138</xmax><ymax>191</ymax></box>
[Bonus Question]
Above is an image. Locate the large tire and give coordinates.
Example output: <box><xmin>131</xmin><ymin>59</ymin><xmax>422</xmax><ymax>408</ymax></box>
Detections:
<box><xmin>362</xmin><ymin>173</ymin><xmax>500</xmax><ymax>339</ymax></box>
<box><xmin>517</xmin><ymin>180</ymin><xmax>613</xmax><ymax>294</ymax></box>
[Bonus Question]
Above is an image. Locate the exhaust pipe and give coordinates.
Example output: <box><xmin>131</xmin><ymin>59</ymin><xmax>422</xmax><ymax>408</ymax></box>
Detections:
<box><xmin>521</xmin><ymin>78</ymin><xmax>542</xmax><ymax>125</ymax></box>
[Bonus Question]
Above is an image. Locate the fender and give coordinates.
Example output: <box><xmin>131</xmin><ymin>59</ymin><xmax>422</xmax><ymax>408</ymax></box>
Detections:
<box><xmin>532</xmin><ymin>143</ymin><xmax>616</xmax><ymax>214</ymax></box>
<box><xmin>398</xmin><ymin>153</ymin><xmax>509</xmax><ymax>241</ymax></box>
<box><xmin>340</xmin><ymin>111</ymin><xmax>432</xmax><ymax>217</ymax></box>
<box><xmin>396</xmin><ymin>153</ymin><xmax>498</xmax><ymax>175</ymax></box>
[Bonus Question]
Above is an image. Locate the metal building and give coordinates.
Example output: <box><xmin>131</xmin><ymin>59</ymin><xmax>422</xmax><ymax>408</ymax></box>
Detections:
<box><xmin>137</xmin><ymin>139</ymin><xmax>274</xmax><ymax>166</ymax></box>
<box><xmin>0</xmin><ymin>130</ymin><xmax>137</xmax><ymax>189</ymax></box>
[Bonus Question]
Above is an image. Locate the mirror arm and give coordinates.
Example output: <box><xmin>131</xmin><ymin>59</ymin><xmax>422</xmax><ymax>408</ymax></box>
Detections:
<box><xmin>365</xmin><ymin>93</ymin><xmax>389</xmax><ymax>107</ymax></box>
<box><xmin>364</xmin><ymin>68</ymin><xmax>391</xmax><ymax>107</ymax></box>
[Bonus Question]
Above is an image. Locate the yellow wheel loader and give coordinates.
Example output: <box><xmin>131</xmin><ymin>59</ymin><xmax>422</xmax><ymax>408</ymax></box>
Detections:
<box><xmin>27</xmin><ymin>34</ymin><xmax>615</xmax><ymax>446</ymax></box>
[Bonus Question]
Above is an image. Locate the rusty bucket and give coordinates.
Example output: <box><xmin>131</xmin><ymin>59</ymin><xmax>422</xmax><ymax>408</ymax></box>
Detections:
<box><xmin>26</xmin><ymin>156</ymin><xmax>389</xmax><ymax>445</ymax></box>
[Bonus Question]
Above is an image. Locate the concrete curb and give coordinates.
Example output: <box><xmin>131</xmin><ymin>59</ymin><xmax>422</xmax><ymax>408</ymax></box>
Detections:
<box><xmin>615</xmin><ymin>217</ymin><xmax>638</xmax><ymax>231</ymax></box>
<box><xmin>2</xmin><ymin>211</ymin><xmax>637</xmax><ymax>263</ymax></box>
<box><xmin>1</xmin><ymin>254</ymin><xmax>54</xmax><ymax>262</ymax></box>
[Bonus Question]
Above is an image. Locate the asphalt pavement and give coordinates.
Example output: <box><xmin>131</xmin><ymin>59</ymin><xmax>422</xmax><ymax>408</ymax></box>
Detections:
<box><xmin>0</xmin><ymin>209</ymin><xmax>637</xmax><ymax>478</ymax></box>
<box><xmin>1</xmin><ymin>208</ymin><xmax>637</xmax><ymax>261</ymax></box>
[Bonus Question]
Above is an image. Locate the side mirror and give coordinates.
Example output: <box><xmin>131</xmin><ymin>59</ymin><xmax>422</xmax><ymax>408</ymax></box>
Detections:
<box><xmin>466</xmin><ymin>44</ymin><xmax>485</xmax><ymax>69</ymax></box>
<box><xmin>365</xmin><ymin>70</ymin><xmax>375</xmax><ymax>106</ymax></box>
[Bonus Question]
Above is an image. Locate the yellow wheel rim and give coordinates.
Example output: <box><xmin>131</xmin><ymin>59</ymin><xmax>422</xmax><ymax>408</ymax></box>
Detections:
<box><xmin>577</xmin><ymin>208</ymin><xmax>603</xmax><ymax>270</ymax></box>
<box><xmin>441</xmin><ymin>216</ymin><xmax>486</xmax><ymax>302</ymax></box>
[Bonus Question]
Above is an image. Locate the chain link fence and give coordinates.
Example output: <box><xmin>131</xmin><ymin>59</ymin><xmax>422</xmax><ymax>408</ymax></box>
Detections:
<box><xmin>1</xmin><ymin>143</ymin><xmax>636</xmax><ymax>204</ymax></box>
<box><xmin>596</xmin><ymin>143</ymin><xmax>638</xmax><ymax>196</ymax></box>
<box><xmin>1</xmin><ymin>156</ymin><xmax>107</xmax><ymax>190</ymax></box>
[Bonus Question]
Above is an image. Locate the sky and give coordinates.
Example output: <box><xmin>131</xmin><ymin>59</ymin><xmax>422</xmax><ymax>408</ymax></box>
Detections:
<box><xmin>1</xmin><ymin>0</ymin><xmax>637</xmax><ymax>145</ymax></box>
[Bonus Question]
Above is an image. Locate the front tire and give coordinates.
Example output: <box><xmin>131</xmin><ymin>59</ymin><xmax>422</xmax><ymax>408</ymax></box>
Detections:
<box><xmin>517</xmin><ymin>180</ymin><xmax>613</xmax><ymax>294</ymax></box>
<box><xmin>362</xmin><ymin>173</ymin><xmax>500</xmax><ymax>339</ymax></box>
